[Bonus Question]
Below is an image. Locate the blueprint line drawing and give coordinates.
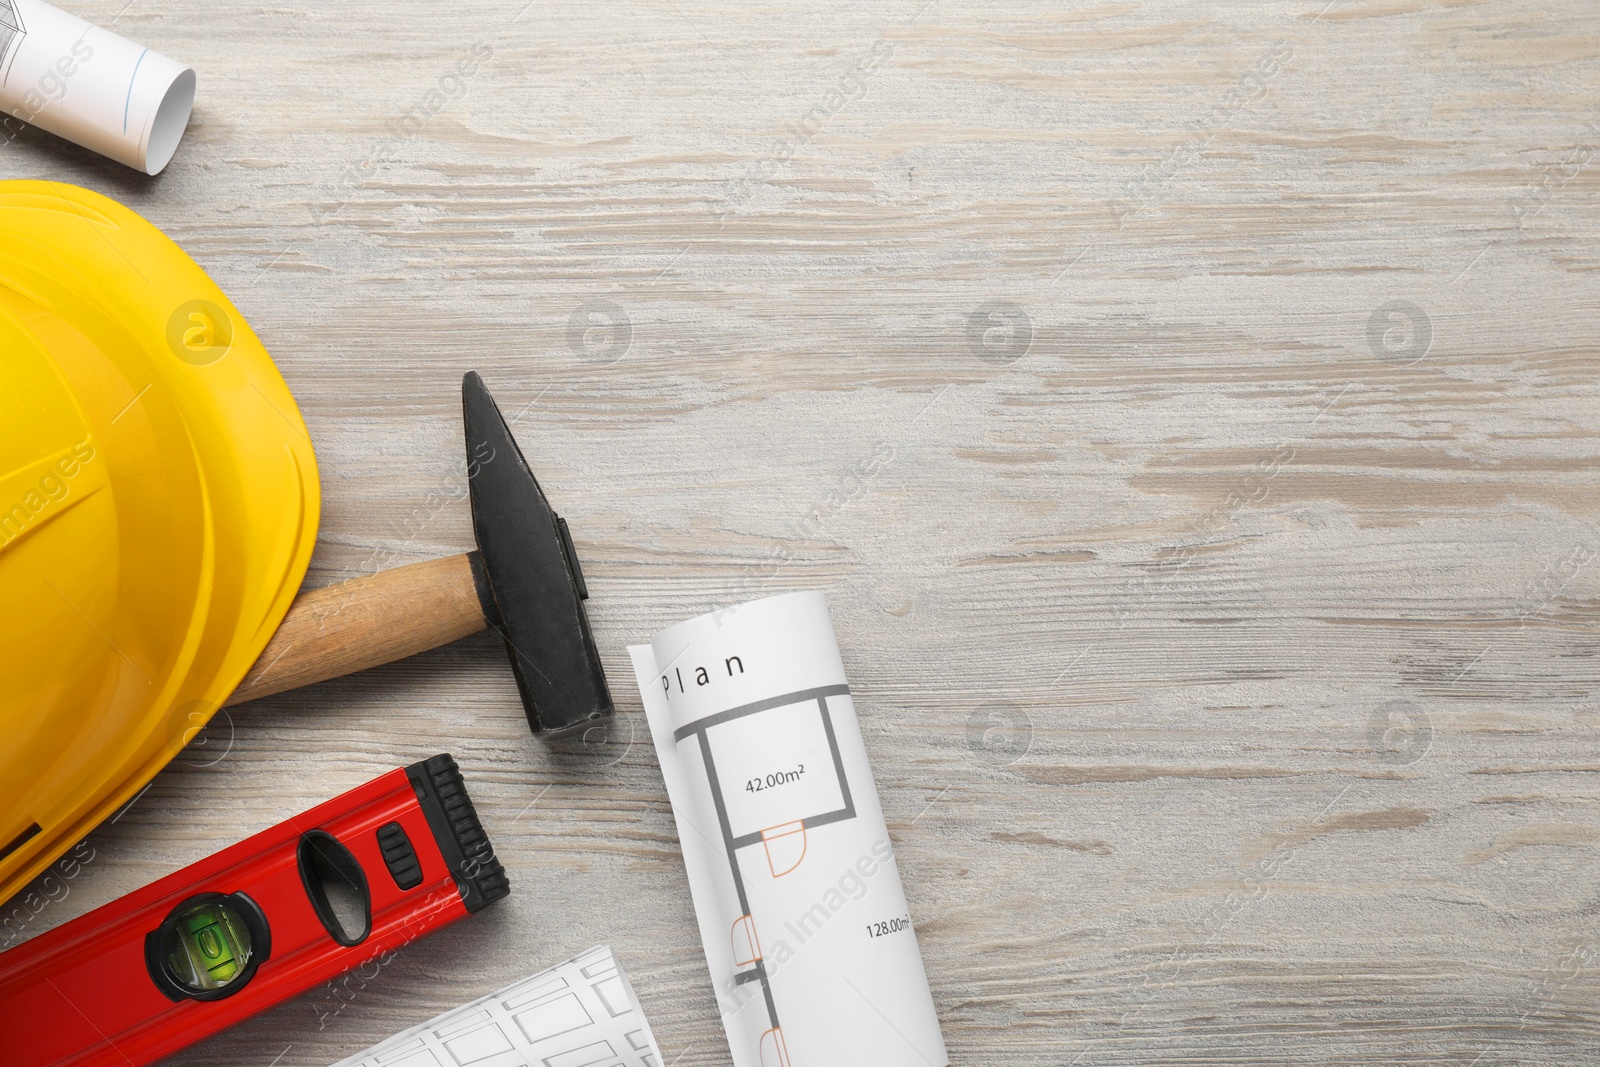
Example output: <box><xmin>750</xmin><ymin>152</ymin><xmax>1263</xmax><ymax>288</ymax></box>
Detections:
<box><xmin>674</xmin><ymin>682</ymin><xmax>854</xmax><ymax>1057</ymax></box>
<box><xmin>0</xmin><ymin>0</ymin><xmax>25</xmax><ymax>87</ymax></box>
<box><xmin>328</xmin><ymin>945</ymin><xmax>662</xmax><ymax>1067</ymax></box>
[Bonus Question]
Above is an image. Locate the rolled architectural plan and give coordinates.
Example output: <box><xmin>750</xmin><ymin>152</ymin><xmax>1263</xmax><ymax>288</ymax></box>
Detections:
<box><xmin>631</xmin><ymin>591</ymin><xmax>948</xmax><ymax>1067</ymax></box>
<box><xmin>0</xmin><ymin>0</ymin><xmax>194</xmax><ymax>174</ymax></box>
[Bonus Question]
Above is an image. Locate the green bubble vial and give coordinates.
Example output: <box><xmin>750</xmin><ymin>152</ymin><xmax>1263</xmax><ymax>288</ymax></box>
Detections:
<box><xmin>163</xmin><ymin>900</ymin><xmax>253</xmax><ymax>992</ymax></box>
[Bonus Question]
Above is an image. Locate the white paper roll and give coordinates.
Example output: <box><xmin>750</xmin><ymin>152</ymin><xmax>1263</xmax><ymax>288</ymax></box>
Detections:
<box><xmin>631</xmin><ymin>592</ymin><xmax>948</xmax><ymax>1067</ymax></box>
<box><xmin>0</xmin><ymin>0</ymin><xmax>194</xmax><ymax>175</ymax></box>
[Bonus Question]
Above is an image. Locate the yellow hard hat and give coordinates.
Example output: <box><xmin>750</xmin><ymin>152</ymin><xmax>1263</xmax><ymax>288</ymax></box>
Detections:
<box><xmin>0</xmin><ymin>181</ymin><xmax>319</xmax><ymax>904</ymax></box>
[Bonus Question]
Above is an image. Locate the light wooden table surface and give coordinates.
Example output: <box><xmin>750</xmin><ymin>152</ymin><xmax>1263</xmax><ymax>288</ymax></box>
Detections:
<box><xmin>7</xmin><ymin>1</ymin><xmax>1600</xmax><ymax>1063</ymax></box>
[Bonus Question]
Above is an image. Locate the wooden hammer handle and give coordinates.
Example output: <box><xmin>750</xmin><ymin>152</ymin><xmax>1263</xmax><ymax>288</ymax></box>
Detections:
<box><xmin>225</xmin><ymin>553</ymin><xmax>489</xmax><ymax>706</ymax></box>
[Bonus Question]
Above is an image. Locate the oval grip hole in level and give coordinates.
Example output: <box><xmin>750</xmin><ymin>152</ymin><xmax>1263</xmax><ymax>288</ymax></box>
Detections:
<box><xmin>297</xmin><ymin>831</ymin><xmax>371</xmax><ymax>946</ymax></box>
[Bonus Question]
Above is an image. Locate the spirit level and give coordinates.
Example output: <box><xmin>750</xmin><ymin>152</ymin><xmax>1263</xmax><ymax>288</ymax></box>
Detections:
<box><xmin>0</xmin><ymin>754</ymin><xmax>508</xmax><ymax>1067</ymax></box>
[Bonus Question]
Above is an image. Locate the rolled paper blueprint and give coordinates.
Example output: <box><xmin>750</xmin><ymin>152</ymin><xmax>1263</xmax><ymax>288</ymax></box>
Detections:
<box><xmin>328</xmin><ymin>945</ymin><xmax>664</xmax><ymax>1067</ymax></box>
<box><xmin>630</xmin><ymin>591</ymin><xmax>947</xmax><ymax>1067</ymax></box>
<box><xmin>0</xmin><ymin>0</ymin><xmax>194</xmax><ymax>174</ymax></box>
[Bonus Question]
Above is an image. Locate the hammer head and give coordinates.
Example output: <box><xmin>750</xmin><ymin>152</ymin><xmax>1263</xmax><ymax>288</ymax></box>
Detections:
<box><xmin>462</xmin><ymin>372</ymin><xmax>613</xmax><ymax>735</ymax></box>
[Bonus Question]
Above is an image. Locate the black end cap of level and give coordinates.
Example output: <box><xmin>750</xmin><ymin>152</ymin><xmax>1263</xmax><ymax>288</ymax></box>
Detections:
<box><xmin>406</xmin><ymin>753</ymin><xmax>510</xmax><ymax>913</ymax></box>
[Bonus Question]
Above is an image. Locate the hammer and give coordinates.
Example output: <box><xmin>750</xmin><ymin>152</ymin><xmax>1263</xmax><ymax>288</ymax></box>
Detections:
<box><xmin>223</xmin><ymin>373</ymin><xmax>613</xmax><ymax>735</ymax></box>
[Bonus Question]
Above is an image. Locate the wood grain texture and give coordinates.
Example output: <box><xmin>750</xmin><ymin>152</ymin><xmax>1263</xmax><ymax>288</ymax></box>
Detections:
<box><xmin>4</xmin><ymin>0</ymin><xmax>1600</xmax><ymax>1064</ymax></box>
<box><xmin>225</xmin><ymin>553</ymin><xmax>487</xmax><ymax>706</ymax></box>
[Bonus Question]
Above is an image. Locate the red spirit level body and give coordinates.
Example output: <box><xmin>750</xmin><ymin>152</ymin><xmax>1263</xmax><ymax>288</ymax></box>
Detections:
<box><xmin>0</xmin><ymin>754</ymin><xmax>508</xmax><ymax>1067</ymax></box>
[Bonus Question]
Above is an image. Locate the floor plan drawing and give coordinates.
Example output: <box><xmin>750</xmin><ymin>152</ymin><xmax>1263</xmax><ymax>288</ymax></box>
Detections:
<box><xmin>329</xmin><ymin>946</ymin><xmax>662</xmax><ymax>1067</ymax></box>
<box><xmin>673</xmin><ymin>683</ymin><xmax>856</xmax><ymax>1065</ymax></box>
